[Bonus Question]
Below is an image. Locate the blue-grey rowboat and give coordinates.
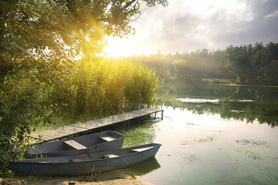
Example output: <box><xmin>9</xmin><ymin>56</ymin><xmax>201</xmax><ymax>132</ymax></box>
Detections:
<box><xmin>8</xmin><ymin>143</ymin><xmax>161</xmax><ymax>176</ymax></box>
<box><xmin>28</xmin><ymin>131</ymin><xmax>124</xmax><ymax>157</ymax></box>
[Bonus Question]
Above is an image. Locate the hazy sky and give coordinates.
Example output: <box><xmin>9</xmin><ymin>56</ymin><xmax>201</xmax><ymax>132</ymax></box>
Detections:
<box><xmin>104</xmin><ymin>0</ymin><xmax>278</xmax><ymax>57</ymax></box>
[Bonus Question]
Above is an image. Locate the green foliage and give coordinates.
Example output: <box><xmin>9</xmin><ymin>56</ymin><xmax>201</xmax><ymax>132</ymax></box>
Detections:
<box><xmin>0</xmin><ymin>66</ymin><xmax>54</xmax><ymax>176</ymax></box>
<box><xmin>126</xmin><ymin>42</ymin><xmax>278</xmax><ymax>85</ymax></box>
<box><xmin>0</xmin><ymin>0</ymin><xmax>168</xmax><ymax>81</ymax></box>
<box><xmin>123</xmin><ymin>62</ymin><xmax>159</xmax><ymax>109</ymax></box>
<box><xmin>0</xmin><ymin>0</ymin><xmax>167</xmax><ymax>176</ymax></box>
<box><xmin>173</xmin><ymin>59</ymin><xmax>203</xmax><ymax>82</ymax></box>
<box><xmin>126</xmin><ymin>53</ymin><xmax>176</xmax><ymax>82</ymax></box>
<box><xmin>259</xmin><ymin>60</ymin><xmax>278</xmax><ymax>85</ymax></box>
<box><xmin>51</xmin><ymin>58</ymin><xmax>159</xmax><ymax>118</ymax></box>
<box><xmin>0</xmin><ymin>58</ymin><xmax>159</xmax><ymax>175</ymax></box>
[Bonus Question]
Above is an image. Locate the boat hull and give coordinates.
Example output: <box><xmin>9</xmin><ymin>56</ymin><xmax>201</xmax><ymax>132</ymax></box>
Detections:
<box><xmin>8</xmin><ymin>143</ymin><xmax>161</xmax><ymax>176</ymax></box>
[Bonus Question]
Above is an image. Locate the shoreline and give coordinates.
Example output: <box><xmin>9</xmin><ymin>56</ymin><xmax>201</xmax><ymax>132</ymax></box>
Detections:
<box><xmin>1</xmin><ymin>169</ymin><xmax>154</xmax><ymax>185</ymax></box>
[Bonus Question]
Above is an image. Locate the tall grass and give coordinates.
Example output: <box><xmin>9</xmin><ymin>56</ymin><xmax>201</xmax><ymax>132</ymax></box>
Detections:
<box><xmin>0</xmin><ymin>57</ymin><xmax>159</xmax><ymax>174</ymax></box>
<box><xmin>51</xmin><ymin>58</ymin><xmax>159</xmax><ymax>120</ymax></box>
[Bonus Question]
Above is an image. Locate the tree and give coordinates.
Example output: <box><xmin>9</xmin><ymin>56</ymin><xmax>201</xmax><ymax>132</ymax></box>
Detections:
<box><xmin>0</xmin><ymin>0</ymin><xmax>168</xmax><ymax>80</ymax></box>
<box><xmin>259</xmin><ymin>60</ymin><xmax>278</xmax><ymax>85</ymax></box>
<box><xmin>0</xmin><ymin>0</ymin><xmax>168</xmax><ymax>175</ymax></box>
<box><xmin>226</xmin><ymin>45</ymin><xmax>256</xmax><ymax>83</ymax></box>
<box><xmin>173</xmin><ymin>59</ymin><xmax>202</xmax><ymax>82</ymax></box>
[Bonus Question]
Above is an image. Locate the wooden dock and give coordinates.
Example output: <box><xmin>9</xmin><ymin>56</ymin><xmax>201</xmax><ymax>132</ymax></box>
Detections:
<box><xmin>30</xmin><ymin>108</ymin><xmax>163</xmax><ymax>143</ymax></box>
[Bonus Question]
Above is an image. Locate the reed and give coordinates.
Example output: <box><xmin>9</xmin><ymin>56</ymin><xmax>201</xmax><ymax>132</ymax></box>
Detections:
<box><xmin>0</xmin><ymin>57</ymin><xmax>159</xmax><ymax>175</ymax></box>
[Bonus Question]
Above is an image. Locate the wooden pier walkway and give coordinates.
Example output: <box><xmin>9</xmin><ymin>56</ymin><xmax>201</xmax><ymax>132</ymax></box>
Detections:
<box><xmin>30</xmin><ymin>108</ymin><xmax>163</xmax><ymax>143</ymax></box>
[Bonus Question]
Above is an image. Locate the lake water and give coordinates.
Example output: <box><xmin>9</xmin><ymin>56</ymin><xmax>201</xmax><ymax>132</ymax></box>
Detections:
<box><xmin>118</xmin><ymin>83</ymin><xmax>278</xmax><ymax>185</ymax></box>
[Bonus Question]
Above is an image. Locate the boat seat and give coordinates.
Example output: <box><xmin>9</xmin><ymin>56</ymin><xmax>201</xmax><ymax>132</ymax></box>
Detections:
<box><xmin>102</xmin><ymin>154</ymin><xmax>119</xmax><ymax>158</ymax></box>
<box><xmin>99</xmin><ymin>136</ymin><xmax>116</xmax><ymax>142</ymax></box>
<box><xmin>130</xmin><ymin>146</ymin><xmax>153</xmax><ymax>153</ymax></box>
<box><xmin>64</xmin><ymin>140</ymin><xmax>87</xmax><ymax>150</ymax></box>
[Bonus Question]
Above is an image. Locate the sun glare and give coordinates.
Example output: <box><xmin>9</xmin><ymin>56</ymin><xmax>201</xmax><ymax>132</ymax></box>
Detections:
<box><xmin>103</xmin><ymin>0</ymin><xmax>254</xmax><ymax>57</ymax></box>
<box><xmin>104</xmin><ymin>37</ymin><xmax>131</xmax><ymax>58</ymax></box>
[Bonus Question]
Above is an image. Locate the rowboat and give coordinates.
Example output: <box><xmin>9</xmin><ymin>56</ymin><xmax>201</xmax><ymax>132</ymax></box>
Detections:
<box><xmin>27</xmin><ymin>131</ymin><xmax>124</xmax><ymax>157</ymax></box>
<box><xmin>8</xmin><ymin>143</ymin><xmax>161</xmax><ymax>176</ymax></box>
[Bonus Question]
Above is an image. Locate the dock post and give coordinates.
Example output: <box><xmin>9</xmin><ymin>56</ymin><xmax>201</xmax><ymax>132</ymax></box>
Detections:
<box><xmin>161</xmin><ymin>110</ymin><xmax>164</xmax><ymax>120</ymax></box>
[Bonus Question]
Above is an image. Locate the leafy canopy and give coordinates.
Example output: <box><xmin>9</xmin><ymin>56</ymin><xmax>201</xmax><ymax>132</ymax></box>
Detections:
<box><xmin>0</xmin><ymin>0</ymin><xmax>168</xmax><ymax>78</ymax></box>
<box><xmin>0</xmin><ymin>0</ymin><xmax>167</xmax><ymax>176</ymax></box>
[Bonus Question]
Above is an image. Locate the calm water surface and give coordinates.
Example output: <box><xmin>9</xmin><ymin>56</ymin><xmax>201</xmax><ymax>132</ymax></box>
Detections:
<box><xmin>119</xmin><ymin>84</ymin><xmax>278</xmax><ymax>185</ymax></box>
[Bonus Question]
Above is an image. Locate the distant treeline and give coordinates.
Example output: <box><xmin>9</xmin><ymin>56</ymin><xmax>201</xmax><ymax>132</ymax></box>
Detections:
<box><xmin>158</xmin><ymin>83</ymin><xmax>278</xmax><ymax>127</ymax></box>
<box><xmin>126</xmin><ymin>42</ymin><xmax>278</xmax><ymax>85</ymax></box>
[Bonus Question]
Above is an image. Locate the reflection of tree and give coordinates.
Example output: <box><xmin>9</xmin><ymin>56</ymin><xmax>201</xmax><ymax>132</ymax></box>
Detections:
<box><xmin>160</xmin><ymin>83</ymin><xmax>278</xmax><ymax>127</ymax></box>
<box><xmin>118</xmin><ymin>120</ymin><xmax>158</xmax><ymax>147</ymax></box>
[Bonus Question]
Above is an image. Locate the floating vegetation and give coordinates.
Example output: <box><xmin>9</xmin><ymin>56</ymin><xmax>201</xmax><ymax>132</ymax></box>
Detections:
<box><xmin>180</xmin><ymin>136</ymin><xmax>216</xmax><ymax>145</ymax></box>
<box><xmin>236</xmin><ymin>139</ymin><xmax>269</xmax><ymax>147</ymax></box>
<box><xmin>196</xmin><ymin>136</ymin><xmax>216</xmax><ymax>143</ymax></box>
<box><xmin>184</xmin><ymin>154</ymin><xmax>197</xmax><ymax>161</ymax></box>
<box><xmin>247</xmin><ymin>151</ymin><xmax>261</xmax><ymax>160</ymax></box>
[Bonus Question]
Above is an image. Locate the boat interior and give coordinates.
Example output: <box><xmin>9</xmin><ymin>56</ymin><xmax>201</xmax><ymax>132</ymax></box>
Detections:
<box><xmin>28</xmin><ymin>131</ymin><xmax>123</xmax><ymax>154</ymax></box>
<box><xmin>22</xmin><ymin>144</ymin><xmax>159</xmax><ymax>163</ymax></box>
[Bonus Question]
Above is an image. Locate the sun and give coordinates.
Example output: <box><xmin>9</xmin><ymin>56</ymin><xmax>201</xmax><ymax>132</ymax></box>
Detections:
<box><xmin>104</xmin><ymin>37</ymin><xmax>131</xmax><ymax>58</ymax></box>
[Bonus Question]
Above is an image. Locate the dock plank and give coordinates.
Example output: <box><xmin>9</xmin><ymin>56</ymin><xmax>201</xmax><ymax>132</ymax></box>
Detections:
<box><xmin>30</xmin><ymin>108</ymin><xmax>163</xmax><ymax>143</ymax></box>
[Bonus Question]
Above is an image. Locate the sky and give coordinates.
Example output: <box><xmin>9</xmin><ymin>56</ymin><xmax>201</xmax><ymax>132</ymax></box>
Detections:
<box><xmin>104</xmin><ymin>0</ymin><xmax>278</xmax><ymax>57</ymax></box>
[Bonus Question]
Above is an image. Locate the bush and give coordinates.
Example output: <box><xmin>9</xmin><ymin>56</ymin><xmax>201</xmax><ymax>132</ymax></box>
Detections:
<box><xmin>0</xmin><ymin>67</ymin><xmax>54</xmax><ymax>176</ymax></box>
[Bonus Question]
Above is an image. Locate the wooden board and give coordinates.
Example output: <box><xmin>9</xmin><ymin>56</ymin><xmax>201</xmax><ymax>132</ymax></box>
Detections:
<box><xmin>30</xmin><ymin>108</ymin><xmax>163</xmax><ymax>143</ymax></box>
<box><xmin>64</xmin><ymin>140</ymin><xmax>87</xmax><ymax>150</ymax></box>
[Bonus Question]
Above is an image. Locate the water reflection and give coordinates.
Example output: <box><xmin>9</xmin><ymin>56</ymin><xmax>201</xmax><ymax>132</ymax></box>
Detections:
<box><xmin>117</xmin><ymin>121</ymin><xmax>161</xmax><ymax>176</ymax></box>
<box><xmin>158</xmin><ymin>83</ymin><xmax>278</xmax><ymax>127</ymax></box>
<box><xmin>139</xmin><ymin>107</ymin><xmax>278</xmax><ymax>185</ymax></box>
<box><xmin>124</xmin><ymin>157</ymin><xmax>161</xmax><ymax>176</ymax></box>
<box><xmin>118</xmin><ymin>120</ymin><xmax>160</xmax><ymax>147</ymax></box>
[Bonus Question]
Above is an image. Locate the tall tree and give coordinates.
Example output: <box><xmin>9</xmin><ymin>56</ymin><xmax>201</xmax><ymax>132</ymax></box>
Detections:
<box><xmin>0</xmin><ymin>0</ymin><xmax>168</xmax><ymax>80</ymax></box>
<box><xmin>0</xmin><ymin>0</ymin><xmax>168</xmax><ymax>175</ymax></box>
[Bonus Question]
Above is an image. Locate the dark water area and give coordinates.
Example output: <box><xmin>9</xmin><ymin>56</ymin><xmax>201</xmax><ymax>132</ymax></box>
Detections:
<box><xmin>118</xmin><ymin>83</ymin><xmax>278</xmax><ymax>185</ymax></box>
